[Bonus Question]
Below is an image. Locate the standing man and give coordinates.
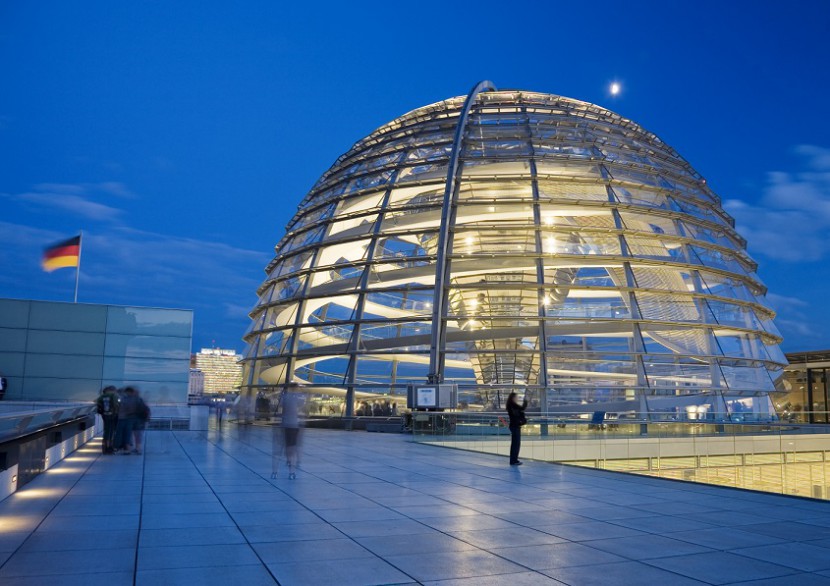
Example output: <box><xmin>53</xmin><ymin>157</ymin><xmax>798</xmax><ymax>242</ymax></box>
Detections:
<box><xmin>96</xmin><ymin>385</ymin><xmax>120</xmax><ymax>454</ymax></box>
<box><xmin>506</xmin><ymin>392</ymin><xmax>528</xmax><ymax>466</ymax></box>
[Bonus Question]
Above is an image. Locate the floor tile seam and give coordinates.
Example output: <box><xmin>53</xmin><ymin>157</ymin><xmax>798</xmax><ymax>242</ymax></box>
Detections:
<box><xmin>572</xmin><ymin>534</ymin><xmax>724</xmax><ymax>558</ymax></box>
<box><xmin>0</xmin><ymin>440</ymin><xmax>105</xmax><ymax>574</ymax></box>
<box><xmin>174</xmin><ymin>428</ymin><xmax>423</xmax><ymax>585</ymax></box>
<box><xmin>594</xmin><ymin>512</ymin><xmax>723</xmax><ymax>534</ymax></box>
<box><xmin>637</xmin><ymin>552</ymin><xmax>806</xmax><ymax>581</ymax></box>
<box><xmin>533</xmin><ymin>563</ymin><xmax>713</xmax><ymax>586</ymax></box>
<box><xmin>724</xmin><ymin>544</ymin><xmax>830</xmax><ymax>571</ymax></box>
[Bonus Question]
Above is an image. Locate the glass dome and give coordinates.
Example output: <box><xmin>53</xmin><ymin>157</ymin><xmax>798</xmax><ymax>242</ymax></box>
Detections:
<box><xmin>242</xmin><ymin>83</ymin><xmax>786</xmax><ymax>420</ymax></box>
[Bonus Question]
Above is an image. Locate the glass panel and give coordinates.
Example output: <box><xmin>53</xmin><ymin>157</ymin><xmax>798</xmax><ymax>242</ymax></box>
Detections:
<box><xmin>272</xmin><ymin>276</ymin><xmax>306</xmax><ymax>302</ymax></box>
<box><xmin>101</xmin><ymin>379</ymin><xmax>188</xmax><ymax>404</ymax></box>
<box><xmin>619</xmin><ymin>212</ymin><xmax>680</xmax><ymax>237</ymax></box>
<box><xmin>537</xmin><ymin>180</ymin><xmax>608</xmax><ymax>202</ymax></box>
<box><xmin>455</xmin><ymin>229</ymin><xmax>536</xmax><ymax>255</ymax></box>
<box><xmin>24</xmin><ymin>353</ymin><xmax>104</xmax><ymax>379</ymax></box>
<box><xmin>295</xmin><ymin>356</ymin><xmax>350</xmax><ymax>385</ymax></box>
<box><xmin>637</xmin><ymin>293</ymin><xmax>703</xmax><ymax>324</ymax></box>
<box><xmin>256</xmin><ymin>330</ymin><xmax>287</xmax><ymax>358</ymax></box>
<box><xmin>106</xmin><ymin>307</ymin><xmax>193</xmax><ymax>337</ymax></box>
<box><xmin>102</xmin><ymin>356</ymin><xmax>189</xmax><ymax>383</ymax></box>
<box><xmin>21</xmin><ymin>377</ymin><xmax>103</xmax><ymax>402</ymax></box>
<box><xmin>707</xmin><ymin>300</ymin><xmax>764</xmax><ymax>330</ymax></box>
<box><xmin>448</xmin><ymin>288</ymin><xmax>539</xmax><ymax>319</ymax></box>
<box><xmin>287</xmin><ymin>202</ymin><xmax>336</xmax><ymax>233</ymax></box>
<box><xmin>631</xmin><ymin>267</ymin><xmax>695</xmax><ymax>293</ymax></box>
<box><xmin>624</xmin><ymin>235</ymin><xmax>683</xmax><ymax>261</ymax></box>
<box><xmin>27</xmin><ymin>331</ymin><xmax>105</xmax><ymax>355</ymax></box>
<box><xmin>359</xmin><ymin>322</ymin><xmax>431</xmax><ymax>342</ymax></box>
<box><xmin>536</xmin><ymin>161</ymin><xmax>602</xmax><ymax>179</ymax></box>
<box><xmin>312</xmin><ymin>238</ymin><xmax>372</xmax><ymax>269</ymax></box>
<box><xmin>306</xmin><ymin>295</ymin><xmax>359</xmax><ymax>323</ymax></box>
<box><xmin>331</xmin><ymin>193</ymin><xmax>384</xmax><ymax>224</ymax></box>
<box><xmin>0</xmin><ymin>327</ymin><xmax>27</xmax><ymax>352</ymax></box>
<box><xmin>397</xmin><ymin>162</ymin><xmax>447</xmax><ymax>182</ymax></box>
<box><xmin>386</xmin><ymin>184</ymin><xmax>444</xmax><ymax>208</ymax></box>
<box><xmin>0</xmin><ymin>353</ymin><xmax>25</xmax><ymax>376</ymax></box>
<box><xmin>366</xmin><ymin>265</ymin><xmax>434</xmax><ymax>290</ymax></box>
<box><xmin>457</xmin><ymin>179</ymin><xmax>533</xmax><ymax>202</ymax></box>
<box><xmin>365</xmin><ymin>290</ymin><xmax>433</xmax><ymax>317</ymax></box>
<box><xmin>391</xmin><ymin>360</ymin><xmax>430</xmax><ymax>382</ymax></box>
<box><xmin>719</xmin><ymin>362</ymin><xmax>774</xmax><ymax>392</ymax></box>
<box><xmin>355</xmin><ymin>355</ymin><xmax>394</xmax><ymax>383</ymax></box>
<box><xmin>642</xmin><ymin>358</ymin><xmax>717</xmax><ymax>390</ymax></box>
<box><xmin>640</xmin><ymin>324</ymin><xmax>709</xmax><ymax>355</ymax></box>
<box><xmin>612</xmin><ymin>185</ymin><xmax>670</xmax><ymax>209</ymax></box>
<box><xmin>374</xmin><ymin>233</ymin><xmax>434</xmax><ymax>262</ymax></box>
<box><xmin>268</xmin><ymin>251</ymin><xmax>313</xmax><ymax>280</ymax></box>
<box><xmin>455</xmin><ymin>202</ymin><xmax>535</xmax><ymax>226</ymax></box>
<box><xmin>0</xmin><ymin>299</ymin><xmax>30</xmax><ymax>328</ymax></box>
<box><xmin>461</xmin><ymin>160</ymin><xmax>531</xmax><ymax>178</ymax></box>
<box><xmin>105</xmin><ymin>334</ymin><xmax>190</xmax><ymax>359</ymax></box>
<box><xmin>30</xmin><ymin>301</ymin><xmax>107</xmax><ymax>332</ymax></box>
<box><xmin>295</xmin><ymin>324</ymin><xmax>353</xmax><ymax>350</ymax></box>
<box><xmin>544</xmin><ymin>296</ymin><xmax>629</xmax><ymax>320</ymax></box>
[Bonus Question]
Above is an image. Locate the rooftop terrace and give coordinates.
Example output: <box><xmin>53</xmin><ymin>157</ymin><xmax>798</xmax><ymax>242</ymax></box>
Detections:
<box><xmin>2</xmin><ymin>423</ymin><xmax>830</xmax><ymax>585</ymax></box>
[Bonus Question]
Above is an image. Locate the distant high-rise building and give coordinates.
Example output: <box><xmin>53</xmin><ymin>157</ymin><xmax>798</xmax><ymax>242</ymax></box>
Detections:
<box><xmin>193</xmin><ymin>348</ymin><xmax>242</xmax><ymax>394</ymax></box>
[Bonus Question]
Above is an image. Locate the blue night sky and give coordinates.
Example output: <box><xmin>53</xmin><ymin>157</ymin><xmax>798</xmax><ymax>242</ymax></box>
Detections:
<box><xmin>2</xmin><ymin>1</ymin><xmax>829</xmax><ymax>353</ymax></box>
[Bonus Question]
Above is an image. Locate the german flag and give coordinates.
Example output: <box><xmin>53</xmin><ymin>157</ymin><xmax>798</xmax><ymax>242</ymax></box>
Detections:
<box><xmin>42</xmin><ymin>235</ymin><xmax>81</xmax><ymax>272</ymax></box>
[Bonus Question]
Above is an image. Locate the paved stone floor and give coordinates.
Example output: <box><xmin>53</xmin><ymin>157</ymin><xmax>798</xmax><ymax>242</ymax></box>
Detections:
<box><xmin>2</xmin><ymin>423</ymin><xmax>830</xmax><ymax>585</ymax></box>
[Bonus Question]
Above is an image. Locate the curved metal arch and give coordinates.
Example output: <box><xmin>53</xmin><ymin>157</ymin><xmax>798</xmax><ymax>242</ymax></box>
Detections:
<box><xmin>428</xmin><ymin>80</ymin><xmax>497</xmax><ymax>383</ymax></box>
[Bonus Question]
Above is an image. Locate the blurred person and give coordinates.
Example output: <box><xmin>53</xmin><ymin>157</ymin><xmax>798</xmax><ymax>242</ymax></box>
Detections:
<box><xmin>132</xmin><ymin>388</ymin><xmax>150</xmax><ymax>455</ymax></box>
<box><xmin>95</xmin><ymin>385</ymin><xmax>119</xmax><ymax>454</ymax></box>
<box><xmin>506</xmin><ymin>392</ymin><xmax>528</xmax><ymax>466</ymax></box>
<box><xmin>281</xmin><ymin>391</ymin><xmax>304</xmax><ymax>479</ymax></box>
<box><xmin>114</xmin><ymin>386</ymin><xmax>140</xmax><ymax>454</ymax></box>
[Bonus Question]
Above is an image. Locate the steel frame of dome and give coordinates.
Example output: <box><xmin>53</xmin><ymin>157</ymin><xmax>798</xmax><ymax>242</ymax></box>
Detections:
<box><xmin>242</xmin><ymin>81</ymin><xmax>787</xmax><ymax>421</ymax></box>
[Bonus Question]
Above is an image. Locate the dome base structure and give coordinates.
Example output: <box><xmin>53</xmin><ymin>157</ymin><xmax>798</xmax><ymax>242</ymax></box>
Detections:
<box><xmin>241</xmin><ymin>83</ymin><xmax>787</xmax><ymax>422</ymax></box>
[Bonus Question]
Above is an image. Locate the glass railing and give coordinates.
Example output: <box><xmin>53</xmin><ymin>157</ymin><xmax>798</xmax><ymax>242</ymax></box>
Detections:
<box><xmin>409</xmin><ymin>410</ymin><xmax>830</xmax><ymax>500</ymax></box>
<box><xmin>0</xmin><ymin>403</ymin><xmax>97</xmax><ymax>444</ymax></box>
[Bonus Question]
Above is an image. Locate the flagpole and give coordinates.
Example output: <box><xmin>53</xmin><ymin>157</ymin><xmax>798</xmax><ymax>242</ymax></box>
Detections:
<box><xmin>73</xmin><ymin>231</ymin><xmax>83</xmax><ymax>303</ymax></box>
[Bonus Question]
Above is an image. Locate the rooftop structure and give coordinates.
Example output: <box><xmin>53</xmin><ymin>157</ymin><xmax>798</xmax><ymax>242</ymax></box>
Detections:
<box><xmin>242</xmin><ymin>82</ymin><xmax>786</xmax><ymax>420</ymax></box>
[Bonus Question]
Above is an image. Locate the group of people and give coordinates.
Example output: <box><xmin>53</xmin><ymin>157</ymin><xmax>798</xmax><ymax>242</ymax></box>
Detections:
<box><xmin>355</xmin><ymin>400</ymin><xmax>397</xmax><ymax>417</ymax></box>
<box><xmin>95</xmin><ymin>385</ymin><xmax>151</xmax><ymax>455</ymax></box>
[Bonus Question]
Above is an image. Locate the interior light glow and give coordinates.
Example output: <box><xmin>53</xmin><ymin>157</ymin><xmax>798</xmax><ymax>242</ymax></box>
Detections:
<box><xmin>45</xmin><ymin>467</ymin><xmax>84</xmax><ymax>475</ymax></box>
<box><xmin>15</xmin><ymin>488</ymin><xmax>63</xmax><ymax>499</ymax></box>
